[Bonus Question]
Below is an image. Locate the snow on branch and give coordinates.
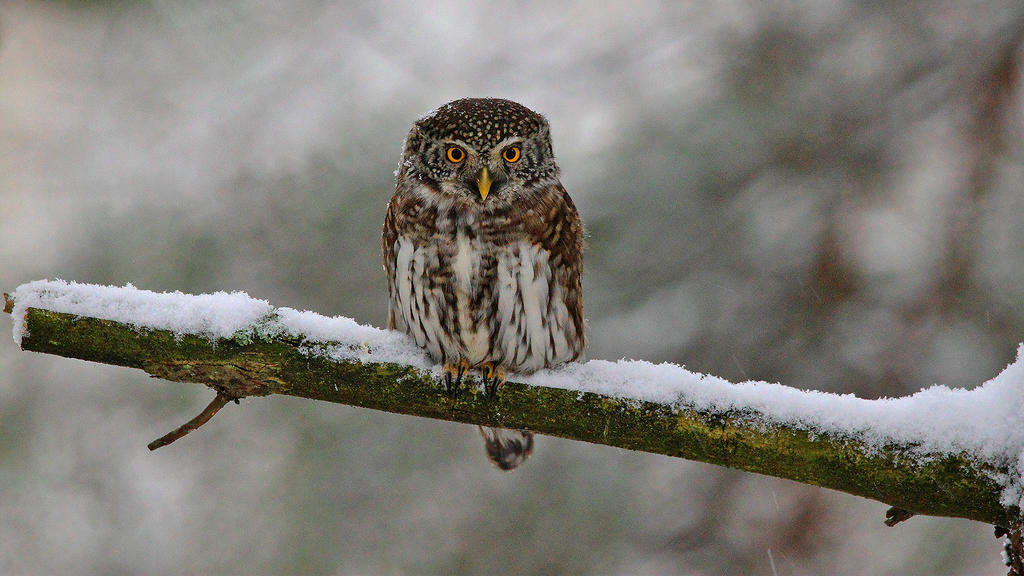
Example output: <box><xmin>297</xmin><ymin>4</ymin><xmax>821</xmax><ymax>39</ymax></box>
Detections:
<box><xmin>6</xmin><ymin>279</ymin><xmax>1024</xmax><ymax>528</ymax></box>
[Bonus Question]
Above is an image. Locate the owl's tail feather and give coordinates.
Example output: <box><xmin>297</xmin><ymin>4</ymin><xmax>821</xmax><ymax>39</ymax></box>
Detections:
<box><xmin>478</xmin><ymin>426</ymin><xmax>534</xmax><ymax>471</ymax></box>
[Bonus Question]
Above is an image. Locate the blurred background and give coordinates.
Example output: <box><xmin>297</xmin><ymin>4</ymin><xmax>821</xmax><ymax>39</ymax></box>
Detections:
<box><xmin>2</xmin><ymin>1</ymin><xmax>1023</xmax><ymax>574</ymax></box>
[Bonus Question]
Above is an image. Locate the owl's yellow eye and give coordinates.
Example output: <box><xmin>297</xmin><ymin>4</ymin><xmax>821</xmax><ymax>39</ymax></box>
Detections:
<box><xmin>502</xmin><ymin>146</ymin><xmax>521</xmax><ymax>163</ymax></box>
<box><xmin>446</xmin><ymin>146</ymin><xmax>466</xmax><ymax>163</ymax></box>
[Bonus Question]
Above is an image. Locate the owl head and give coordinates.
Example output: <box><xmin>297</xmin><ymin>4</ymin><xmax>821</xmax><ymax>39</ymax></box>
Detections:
<box><xmin>399</xmin><ymin>98</ymin><xmax>559</xmax><ymax>203</ymax></box>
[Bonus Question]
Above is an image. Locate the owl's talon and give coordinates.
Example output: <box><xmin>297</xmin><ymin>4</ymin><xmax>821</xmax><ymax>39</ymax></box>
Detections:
<box><xmin>486</xmin><ymin>378</ymin><xmax>506</xmax><ymax>397</ymax></box>
<box><xmin>479</xmin><ymin>364</ymin><xmax>506</xmax><ymax>398</ymax></box>
<box><xmin>443</xmin><ymin>370</ymin><xmax>455</xmax><ymax>396</ymax></box>
<box><xmin>443</xmin><ymin>361</ymin><xmax>471</xmax><ymax>396</ymax></box>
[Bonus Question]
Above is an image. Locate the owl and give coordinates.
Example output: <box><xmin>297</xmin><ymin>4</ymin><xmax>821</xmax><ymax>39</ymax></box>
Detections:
<box><xmin>382</xmin><ymin>98</ymin><xmax>585</xmax><ymax>471</ymax></box>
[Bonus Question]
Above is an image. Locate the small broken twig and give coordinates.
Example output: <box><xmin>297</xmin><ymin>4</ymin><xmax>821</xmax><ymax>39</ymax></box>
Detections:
<box><xmin>148</xmin><ymin>392</ymin><xmax>233</xmax><ymax>450</ymax></box>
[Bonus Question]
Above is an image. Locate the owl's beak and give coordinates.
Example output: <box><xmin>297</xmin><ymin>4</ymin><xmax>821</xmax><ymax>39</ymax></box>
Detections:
<box><xmin>476</xmin><ymin>166</ymin><xmax>492</xmax><ymax>200</ymax></box>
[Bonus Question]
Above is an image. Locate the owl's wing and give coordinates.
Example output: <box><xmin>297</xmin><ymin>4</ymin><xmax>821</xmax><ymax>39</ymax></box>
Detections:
<box><xmin>382</xmin><ymin>196</ymin><xmax>400</xmax><ymax>330</ymax></box>
<box><xmin>530</xmin><ymin>184</ymin><xmax>586</xmax><ymax>355</ymax></box>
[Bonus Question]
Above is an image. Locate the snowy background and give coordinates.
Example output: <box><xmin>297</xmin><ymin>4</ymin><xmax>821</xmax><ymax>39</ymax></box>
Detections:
<box><xmin>3</xmin><ymin>1</ymin><xmax>1024</xmax><ymax>574</ymax></box>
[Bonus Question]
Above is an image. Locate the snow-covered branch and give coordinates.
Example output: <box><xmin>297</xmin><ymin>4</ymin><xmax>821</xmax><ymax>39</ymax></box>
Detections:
<box><xmin>6</xmin><ymin>280</ymin><xmax>1024</xmax><ymax>528</ymax></box>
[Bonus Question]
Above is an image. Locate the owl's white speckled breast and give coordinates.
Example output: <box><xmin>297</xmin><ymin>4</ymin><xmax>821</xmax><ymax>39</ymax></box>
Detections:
<box><xmin>453</xmin><ymin>231</ymin><xmax>490</xmax><ymax>364</ymax></box>
<box><xmin>387</xmin><ymin>181</ymin><xmax>581</xmax><ymax>374</ymax></box>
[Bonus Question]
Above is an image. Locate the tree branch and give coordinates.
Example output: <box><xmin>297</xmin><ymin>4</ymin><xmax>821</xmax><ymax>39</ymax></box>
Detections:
<box><xmin>147</xmin><ymin>391</ymin><xmax>234</xmax><ymax>450</ymax></box>
<box><xmin>6</xmin><ymin>289</ymin><xmax>1021</xmax><ymax>530</ymax></box>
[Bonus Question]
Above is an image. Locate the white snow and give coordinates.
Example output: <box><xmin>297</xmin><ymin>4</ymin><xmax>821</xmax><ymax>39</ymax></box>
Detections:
<box><xmin>9</xmin><ymin>279</ymin><xmax>430</xmax><ymax>369</ymax></box>
<box><xmin>10</xmin><ymin>279</ymin><xmax>273</xmax><ymax>343</ymax></box>
<box><xmin>270</xmin><ymin>307</ymin><xmax>431</xmax><ymax>369</ymax></box>
<box><xmin>523</xmin><ymin>352</ymin><xmax>1024</xmax><ymax>467</ymax></box>
<box><xmin>9</xmin><ymin>279</ymin><xmax>1024</xmax><ymax>503</ymax></box>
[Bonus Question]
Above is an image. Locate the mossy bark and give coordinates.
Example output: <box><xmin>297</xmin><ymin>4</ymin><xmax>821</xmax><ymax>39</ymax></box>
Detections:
<box><xmin>12</xmin><ymin>306</ymin><xmax>1021</xmax><ymax>527</ymax></box>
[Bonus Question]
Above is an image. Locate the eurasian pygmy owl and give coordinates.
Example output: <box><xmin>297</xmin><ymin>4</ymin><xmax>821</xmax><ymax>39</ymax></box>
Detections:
<box><xmin>382</xmin><ymin>98</ymin><xmax>585</xmax><ymax>471</ymax></box>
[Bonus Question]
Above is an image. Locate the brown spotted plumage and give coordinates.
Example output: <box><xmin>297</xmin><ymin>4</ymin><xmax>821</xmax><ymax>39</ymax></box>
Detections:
<box><xmin>382</xmin><ymin>98</ymin><xmax>585</xmax><ymax>470</ymax></box>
